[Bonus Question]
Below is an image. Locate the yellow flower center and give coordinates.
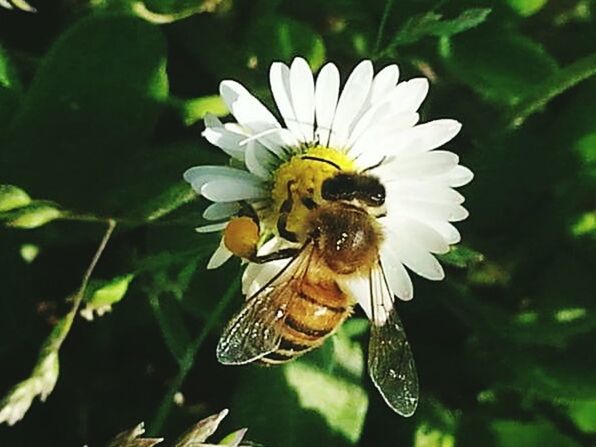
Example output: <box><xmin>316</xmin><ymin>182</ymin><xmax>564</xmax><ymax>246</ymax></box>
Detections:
<box><xmin>265</xmin><ymin>146</ymin><xmax>356</xmax><ymax>239</ymax></box>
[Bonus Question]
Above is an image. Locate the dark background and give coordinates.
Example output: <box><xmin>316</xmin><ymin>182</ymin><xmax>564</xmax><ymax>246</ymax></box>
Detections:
<box><xmin>1</xmin><ymin>0</ymin><xmax>595</xmax><ymax>446</ymax></box>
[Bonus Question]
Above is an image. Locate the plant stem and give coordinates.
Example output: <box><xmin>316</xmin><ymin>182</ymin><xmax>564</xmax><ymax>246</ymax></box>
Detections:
<box><xmin>373</xmin><ymin>0</ymin><xmax>395</xmax><ymax>57</ymax></box>
<box><xmin>148</xmin><ymin>278</ymin><xmax>240</xmax><ymax>436</ymax></box>
<box><xmin>508</xmin><ymin>51</ymin><xmax>596</xmax><ymax>129</ymax></box>
<box><xmin>45</xmin><ymin>219</ymin><xmax>117</xmax><ymax>352</ymax></box>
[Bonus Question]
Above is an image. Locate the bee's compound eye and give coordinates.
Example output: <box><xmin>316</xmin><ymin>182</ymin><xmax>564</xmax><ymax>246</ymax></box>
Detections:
<box><xmin>322</xmin><ymin>174</ymin><xmax>356</xmax><ymax>201</ymax></box>
<box><xmin>321</xmin><ymin>177</ymin><xmax>338</xmax><ymax>200</ymax></box>
<box><xmin>223</xmin><ymin>216</ymin><xmax>259</xmax><ymax>259</ymax></box>
<box><xmin>358</xmin><ymin>177</ymin><xmax>385</xmax><ymax>206</ymax></box>
<box><xmin>368</xmin><ymin>183</ymin><xmax>385</xmax><ymax>206</ymax></box>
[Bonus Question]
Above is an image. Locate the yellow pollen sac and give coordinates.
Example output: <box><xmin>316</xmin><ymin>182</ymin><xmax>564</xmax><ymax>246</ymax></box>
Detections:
<box><xmin>223</xmin><ymin>216</ymin><xmax>259</xmax><ymax>259</ymax></box>
<box><xmin>268</xmin><ymin>146</ymin><xmax>356</xmax><ymax>238</ymax></box>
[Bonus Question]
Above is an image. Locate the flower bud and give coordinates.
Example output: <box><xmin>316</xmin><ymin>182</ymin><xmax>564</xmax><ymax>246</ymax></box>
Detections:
<box><xmin>6</xmin><ymin>204</ymin><xmax>62</xmax><ymax>229</ymax></box>
<box><xmin>0</xmin><ymin>185</ymin><xmax>31</xmax><ymax>212</ymax></box>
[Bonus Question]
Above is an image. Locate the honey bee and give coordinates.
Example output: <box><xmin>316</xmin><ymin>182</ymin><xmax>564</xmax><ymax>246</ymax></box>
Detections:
<box><xmin>217</xmin><ymin>160</ymin><xmax>419</xmax><ymax>417</ymax></box>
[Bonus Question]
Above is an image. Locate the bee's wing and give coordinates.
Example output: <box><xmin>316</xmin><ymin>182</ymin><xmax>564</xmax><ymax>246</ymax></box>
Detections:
<box><xmin>216</xmin><ymin>242</ymin><xmax>316</xmax><ymax>365</ymax></box>
<box><xmin>367</xmin><ymin>260</ymin><xmax>419</xmax><ymax>417</ymax></box>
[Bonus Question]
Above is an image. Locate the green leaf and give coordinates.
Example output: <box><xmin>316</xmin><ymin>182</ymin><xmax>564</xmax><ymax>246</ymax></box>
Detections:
<box><xmin>173</xmin><ymin>408</ymin><xmax>229</xmax><ymax>447</ymax></box>
<box><xmin>565</xmin><ymin>399</ymin><xmax>596</xmax><ymax>434</ymax></box>
<box><xmin>148</xmin><ymin>286</ymin><xmax>192</xmax><ymax>366</ymax></box>
<box><xmin>490</xmin><ymin>419</ymin><xmax>580</xmax><ymax>447</ymax></box>
<box><xmin>0</xmin><ymin>16</ymin><xmax>168</xmax><ymax>214</ymax></box>
<box><xmin>513</xmin><ymin>256</ymin><xmax>596</xmax><ymax>347</ymax></box>
<box><xmin>413</xmin><ymin>400</ymin><xmax>458</xmax><ymax>447</ymax></box>
<box><xmin>571</xmin><ymin>211</ymin><xmax>596</xmax><ymax>239</ymax></box>
<box><xmin>0</xmin><ymin>185</ymin><xmax>31</xmax><ymax>212</ymax></box>
<box><xmin>231</xmin><ymin>322</ymin><xmax>368</xmax><ymax>446</ymax></box>
<box><xmin>442</xmin><ymin>30</ymin><xmax>558</xmax><ymax>106</ymax></box>
<box><xmin>107</xmin><ymin>422</ymin><xmax>164</xmax><ymax>447</ymax></box>
<box><xmin>386</xmin><ymin>8</ymin><xmax>491</xmax><ymax>48</ymax></box>
<box><xmin>508</xmin><ymin>52</ymin><xmax>596</xmax><ymax>128</ymax></box>
<box><xmin>438</xmin><ymin>245</ymin><xmax>484</xmax><ymax>269</ymax></box>
<box><xmin>284</xmin><ymin>362</ymin><xmax>367</xmax><ymax>443</ymax></box>
<box><xmin>128</xmin><ymin>181</ymin><xmax>196</xmax><ymax>223</ymax></box>
<box><xmin>0</xmin><ymin>45</ymin><xmax>21</xmax><ymax>126</ymax></box>
<box><xmin>175</xmin><ymin>95</ymin><xmax>228</xmax><ymax>126</ymax></box>
<box><xmin>218</xmin><ymin>428</ymin><xmax>248</xmax><ymax>447</ymax></box>
<box><xmin>245</xmin><ymin>15</ymin><xmax>326</xmax><ymax>70</ymax></box>
<box><xmin>0</xmin><ymin>45</ymin><xmax>21</xmax><ymax>91</ymax></box>
<box><xmin>80</xmin><ymin>274</ymin><xmax>135</xmax><ymax>321</ymax></box>
<box><xmin>506</xmin><ymin>0</ymin><xmax>548</xmax><ymax>17</ymax></box>
<box><xmin>3</xmin><ymin>203</ymin><xmax>62</xmax><ymax>229</ymax></box>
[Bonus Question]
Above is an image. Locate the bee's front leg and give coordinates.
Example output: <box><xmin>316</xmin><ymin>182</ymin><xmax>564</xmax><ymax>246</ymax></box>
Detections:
<box><xmin>247</xmin><ymin>247</ymin><xmax>302</xmax><ymax>264</ymax></box>
<box><xmin>301</xmin><ymin>187</ymin><xmax>318</xmax><ymax>210</ymax></box>
<box><xmin>277</xmin><ymin>180</ymin><xmax>300</xmax><ymax>242</ymax></box>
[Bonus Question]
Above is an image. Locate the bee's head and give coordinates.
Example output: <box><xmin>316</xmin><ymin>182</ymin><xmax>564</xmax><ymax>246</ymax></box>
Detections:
<box><xmin>321</xmin><ymin>173</ymin><xmax>385</xmax><ymax>207</ymax></box>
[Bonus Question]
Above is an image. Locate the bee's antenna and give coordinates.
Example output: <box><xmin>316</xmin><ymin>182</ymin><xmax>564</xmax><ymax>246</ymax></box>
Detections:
<box><xmin>361</xmin><ymin>156</ymin><xmax>387</xmax><ymax>173</ymax></box>
<box><xmin>301</xmin><ymin>156</ymin><xmax>341</xmax><ymax>170</ymax></box>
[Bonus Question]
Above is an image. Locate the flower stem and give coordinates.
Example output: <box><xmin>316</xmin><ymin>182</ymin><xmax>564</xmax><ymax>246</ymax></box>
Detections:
<box><xmin>45</xmin><ymin>219</ymin><xmax>117</xmax><ymax>352</ymax></box>
<box><xmin>148</xmin><ymin>277</ymin><xmax>240</xmax><ymax>436</ymax></box>
<box><xmin>0</xmin><ymin>219</ymin><xmax>117</xmax><ymax>425</ymax></box>
<box><xmin>507</xmin><ymin>51</ymin><xmax>596</xmax><ymax>129</ymax></box>
<box><xmin>373</xmin><ymin>0</ymin><xmax>395</xmax><ymax>57</ymax></box>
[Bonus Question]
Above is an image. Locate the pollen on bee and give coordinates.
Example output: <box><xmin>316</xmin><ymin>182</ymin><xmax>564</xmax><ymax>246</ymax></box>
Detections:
<box><xmin>223</xmin><ymin>216</ymin><xmax>259</xmax><ymax>259</ymax></box>
<box><xmin>266</xmin><ymin>146</ymin><xmax>356</xmax><ymax>235</ymax></box>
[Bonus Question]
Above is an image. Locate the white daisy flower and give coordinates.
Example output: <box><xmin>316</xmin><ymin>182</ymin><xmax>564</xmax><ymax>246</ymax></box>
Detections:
<box><xmin>183</xmin><ymin>57</ymin><xmax>473</xmax><ymax>318</ymax></box>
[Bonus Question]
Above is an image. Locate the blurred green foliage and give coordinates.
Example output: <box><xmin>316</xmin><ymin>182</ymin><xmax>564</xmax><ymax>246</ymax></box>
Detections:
<box><xmin>1</xmin><ymin>0</ymin><xmax>595</xmax><ymax>446</ymax></box>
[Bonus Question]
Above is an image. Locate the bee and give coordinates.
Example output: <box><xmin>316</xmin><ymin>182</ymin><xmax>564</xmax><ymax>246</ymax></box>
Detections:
<box><xmin>217</xmin><ymin>160</ymin><xmax>419</xmax><ymax>417</ymax></box>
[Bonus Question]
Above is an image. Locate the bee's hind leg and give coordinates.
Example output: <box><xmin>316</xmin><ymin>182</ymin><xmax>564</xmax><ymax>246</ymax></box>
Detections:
<box><xmin>238</xmin><ymin>200</ymin><xmax>260</xmax><ymax>224</ymax></box>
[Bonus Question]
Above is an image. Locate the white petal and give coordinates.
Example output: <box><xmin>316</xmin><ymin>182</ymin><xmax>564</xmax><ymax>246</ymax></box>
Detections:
<box><xmin>314</xmin><ymin>63</ymin><xmax>340</xmax><ymax>146</ymax></box>
<box><xmin>337</xmin><ymin>275</ymin><xmax>372</xmax><ymax>319</ymax></box>
<box><xmin>449</xmin><ymin>205</ymin><xmax>469</xmax><ymax>222</ymax></box>
<box><xmin>202</xmin><ymin>114</ymin><xmax>247</xmax><ymax>161</ymax></box>
<box><xmin>201</xmin><ymin>177</ymin><xmax>267</xmax><ymax>202</ymax></box>
<box><xmin>374</xmin><ymin>119</ymin><xmax>462</xmax><ymax>158</ymax></box>
<box><xmin>371</xmin><ymin>64</ymin><xmax>399</xmax><ymax>104</ymax></box>
<box><xmin>346</xmin><ymin>64</ymin><xmax>401</xmax><ymax>145</ymax></box>
<box><xmin>196</xmin><ymin>222</ymin><xmax>229</xmax><ymax>233</ymax></box>
<box><xmin>347</xmin><ymin>101</ymin><xmax>391</xmax><ymax>148</ymax></box>
<box><xmin>379</xmin><ymin>245</ymin><xmax>413</xmax><ymax>301</ymax></box>
<box><xmin>207</xmin><ymin>238</ymin><xmax>233</xmax><ymax>269</ymax></box>
<box><xmin>242</xmin><ymin>237</ymin><xmax>290</xmax><ymax>296</ymax></box>
<box><xmin>385</xmin><ymin>182</ymin><xmax>465</xmax><ymax>205</ymax></box>
<box><xmin>270</xmin><ymin>62</ymin><xmax>303</xmax><ymax>140</ymax></box>
<box><xmin>290</xmin><ymin>57</ymin><xmax>315</xmax><ymax>142</ymax></box>
<box><xmin>387</xmin><ymin>229</ymin><xmax>444</xmax><ymax>280</ymax></box>
<box><xmin>244</xmin><ymin>261</ymin><xmax>287</xmax><ymax>297</ymax></box>
<box><xmin>329</xmin><ymin>60</ymin><xmax>374</xmax><ymax>148</ymax></box>
<box><xmin>433</xmin><ymin>165</ymin><xmax>474</xmax><ymax>187</ymax></box>
<box><xmin>262</xmin><ymin>127</ymin><xmax>300</xmax><ymax>150</ymax></box>
<box><xmin>390</xmin><ymin>78</ymin><xmax>429</xmax><ymax>114</ymax></box>
<box><xmin>219</xmin><ymin>80</ymin><xmax>281</xmax><ymax>134</ymax></box>
<box><xmin>203</xmin><ymin>202</ymin><xmax>240</xmax><ymax>221</ymax></box>
<box><xmin>387</xmin><ymin>196</ymin><xmax>468</xmax><ymax>224</ymax></box>
<box><xmin>244</xmin><ymin>140</ymin><xmax>275</xmax><ymax>179</ymax></box>
<box><xmin>183</xmin><ymin>166</ymin><xmax>255</xmax><ymax>192</ymax></box>
<box><xmin>350</xmin><ymin>112</ymin><xmax>420</xmax><ymax>159</ymax></box>
<box><xmin>387</xmin><ymin>217</ymin><xmax>450</xmax><ymax>254</ymax></box>
<box><xmin>384</xmin><ymin>151</ymin><xmax>460</xmax><ymax>178</ymax></box>
<box><xmin>425</xmin><ymin>221</ymin><xmax>461</xmax><ymax>245</ymax></box>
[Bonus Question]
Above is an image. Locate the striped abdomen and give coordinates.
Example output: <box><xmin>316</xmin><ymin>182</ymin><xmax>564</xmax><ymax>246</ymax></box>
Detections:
<box><xmin>259</xmin><ymin>279</ymin><xmax>351</xmax><ymax>365</ymax></box>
